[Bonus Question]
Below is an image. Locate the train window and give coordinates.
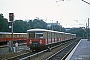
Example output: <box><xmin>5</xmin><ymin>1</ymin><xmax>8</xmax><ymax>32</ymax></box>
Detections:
<box><xmin>29</xmin><ymin>32</ymin><xmax>35</xmax><ymax>38</ymax></box>
<box><xmin>7</xmin><ymin>34</ymin><xmax>11</xmax><ymax>38</ymax></box>
<box><xmin>52</xmin><ymin>33</ymin><xmax>54</xmax><ymax>39</ymax></box>
<box><xmin>3</xmin><ymin>34</ymin><xmax>6</xmax><ymax>38</ymax></box>
<box><xmin>0</xmin><ymin>34</ymin><xmax>2</xmax><ymax>38</ymax></box>
<box><xmin>36</xmin><ymin>31</ymin><xmax>43</xmax><ymax>38</ymax></box>
<box><xmin>8</xmin><ymin>34</ymin><xmax>11</xmax><ymax>38</ymax></box>
<box><xmin>48</xmin><ymin>32</ymin><xmax>51</xmax><ymax>39</ymax></box>
<box><xmin>20</xmin><ymin>35</ymin><xmax>22</xmax><ymax>37</ymax></box>
<box><xmin>17</xmin><ymin>35</ymin><xmax>19</xmax><ymax>37</ymax></box>
<box><xmin>10</xmin><ymin>34</ymin><xmax>12</xmax><ymax>37</ymax></box>
<box><xmin>14</xmin><ymin>34</ymin><xmax>16</xmax><ymax>38</ymax></box>
<box><xmin>19</xmin><ymin>34</ymin><xmax>21</xmax><ymax>37</ymax></box>
<box><xmin>21</xmin><ymin>35</ymin><xmax>23</xmax><ymax>37</ymax></box>
<box><xmin>36</xmin><ymin>34</ymin><xmax>43</xmax><ymax>38</ymax></box>
<box><xmin>13</xmin><ymin>34</ymin><xmax>15</xmax><ymax>38</ymax></box>
<box><xmin>6</xmin><ymin>34</ymin><xmax>8</xmax><ymax>38</ymax></box>
<box><xmin>24</xmin><ymin>35</ymin><xmax>26</xmax><ymax>37</ymax></box>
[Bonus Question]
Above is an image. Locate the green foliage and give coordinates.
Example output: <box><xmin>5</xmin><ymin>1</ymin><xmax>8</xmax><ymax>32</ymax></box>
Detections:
<box><xmin>66</xmin><ymin>28</ymin><xmax>86</xmax><ymax>37</ymax></box>
<box><xmin>61</xmin><ymin>27</ymin><xmax>66</xmax><ymax>32</ymax></box>
<box><xmin>1</xmin><ymin>13</ymin><xmax>88</xmax><ymax>38</ymax></box>
<box><xmin>53</xmin><ymin>25</ymin><xmax>60</xmax><ymax>31</ymax></box>
<box><xmin>0</xmin><ymin>14</ymin><xmax>66</xmax><ymax>34</ymax></box>
<box><xmin>0</xmin><ymin>14</ymin><xmax>8</xmax><ymax>32</ymax></box>
<box><xmin>28</xmin><ymin>20</ymin><xmax>33</xmax><ymax>28</ymax></box>
<box><xmin>28</xmin><ymin>18</ymin><xmax>66</xmax><ymax>32</ymax></box>
<box><xmin>13</xmin><ymin>20</ymin><xmax>31</xmax><ymax>33</ymax></box>
<box><xmin>31</xmin><ymin>19</ymin><xmax>47</xmax><ymax>29</ymax></box>
<box><xmin>47</xmin><ymin>24</ymin><xmax>66</xmax><ymax>32</ymax></box>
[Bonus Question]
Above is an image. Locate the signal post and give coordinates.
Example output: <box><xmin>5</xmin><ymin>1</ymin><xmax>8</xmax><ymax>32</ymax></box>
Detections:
<box><xmin>9</xmin><ymin>13</ymin><xmax>14</xmax><ymax>52</ymax></box>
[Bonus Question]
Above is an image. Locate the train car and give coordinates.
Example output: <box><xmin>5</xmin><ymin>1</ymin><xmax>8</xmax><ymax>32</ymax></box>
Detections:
<box><xmin>0</xmin><ymin>32</ymin><xmax>27</xmax><ymax>45</ymax></box>
<box><xmin>26</xmin><ymin>29</ymin><xmax>76</xmax><ymax>51</ymax></box>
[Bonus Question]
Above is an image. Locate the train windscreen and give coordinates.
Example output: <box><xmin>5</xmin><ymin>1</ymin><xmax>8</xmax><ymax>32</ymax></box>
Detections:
<box><xmin>36</xmin><ymin>31</ymin><xmax>43</xmax><ymax>38</ymax></box>
<box><xmin>29</xmin><ymin>32</ymin><xmax>35</xmax><ymax>38</ymax></box>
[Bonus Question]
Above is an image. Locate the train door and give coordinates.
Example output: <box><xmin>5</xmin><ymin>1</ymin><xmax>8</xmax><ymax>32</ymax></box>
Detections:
<box><xmin>51</xmin><ymin>32</ymin><xmax>54</xmax><ymax>43</ymax></box>
<box><xmin>47</xmin><ymin>32</ymin><xmax>51</xmax><ymax>44</ymax></box>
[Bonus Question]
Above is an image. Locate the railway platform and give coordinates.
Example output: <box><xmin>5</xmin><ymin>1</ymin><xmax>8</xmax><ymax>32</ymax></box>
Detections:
<box><xmin>66</xmin><ymin>39</ymin><xmax>90</xmax><ymax>60</ymax></box>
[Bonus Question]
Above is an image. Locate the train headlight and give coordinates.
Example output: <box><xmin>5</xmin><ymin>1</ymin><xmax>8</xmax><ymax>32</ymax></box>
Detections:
<box><xmin>40</xmin><ymin>40</ymin><xmax>42</xmax><ymax>44</ymax></box>
<box><xmin>30</xmin><ymin>40</ymin><xmax>32</xmax><ymax>44</ymax></box>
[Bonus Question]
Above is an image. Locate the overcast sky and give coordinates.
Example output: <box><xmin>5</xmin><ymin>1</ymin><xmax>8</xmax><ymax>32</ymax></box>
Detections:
<box><xmin>0</xmin><ymin>0</ymin><xmax>90</xmax><ymax>28</ymax></box>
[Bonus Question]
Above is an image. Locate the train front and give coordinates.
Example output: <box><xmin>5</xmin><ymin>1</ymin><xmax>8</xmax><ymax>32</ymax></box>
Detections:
<box><xmin>26</xmin><ymin>29</ymin><xmax>46</xmax><ymax>51</ymax></box>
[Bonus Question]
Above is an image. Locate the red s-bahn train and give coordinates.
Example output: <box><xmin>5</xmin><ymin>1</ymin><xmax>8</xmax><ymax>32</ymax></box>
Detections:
<box><xmin>0</xmin><ymin>29</ymin><xmax>76</xmax><ymax>51</ymax></box>
<box><xmin>0</xmin><ymin>32</ymin><xmax>27</xmax><ymax>45</ymax></box>
<box><xmin>26</xmin><ymin>29</ymin><xmax>76</xmax><ymax>51</ymax></box>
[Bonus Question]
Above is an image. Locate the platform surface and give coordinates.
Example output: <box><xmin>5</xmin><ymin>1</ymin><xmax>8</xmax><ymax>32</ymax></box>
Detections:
<box><xmin>66</xmin><ymin>39</ymin><xmax>90</xmax><ymax>60</ymax></box>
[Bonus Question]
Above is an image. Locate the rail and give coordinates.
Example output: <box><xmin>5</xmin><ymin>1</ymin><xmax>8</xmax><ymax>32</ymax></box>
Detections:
<box><xmin>46</xmin><ymin>39</ymin><xmax>80</xmax><ymax>60</ymax></box>
<box><xmin>19</xmin><ymin>49</ymin><xmax>48</xmax><ymax>60</ymax></box>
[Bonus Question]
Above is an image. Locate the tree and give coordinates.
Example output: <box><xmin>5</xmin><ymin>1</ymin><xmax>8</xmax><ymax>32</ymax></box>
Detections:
<box><xmin>61</xmin><ymin>27</ymin><xmax>66</xmax><ymax>32</ymax></box>
<box><xmin>28</xmin><ymin>20</ymin><xmax>33</xmax><ymax>29</ymax></box>
<box><xmin>66</xmin><ymin>27</ymin><xmax>86</xmax><ymax>37</ymax></box>
<box><xmin>47</xmin><ymin>24</ymin><xmax>66</xmax><ymax>32</ymax></box>
<box><xmin>53</xmin><ymin>25</ymin><xmax>60</xmax><ymax>31</ymax></box>
<box><xmin>32</xmin><ymin>19</ymin><xmax>47</xmax><ymax>29</ymax></box>
<box><xmin>13</xmin><ymin>20</ymin><xmax>31</xmax><ymax>33</ymax></box>
<box><xmin>0</xmin><ymin>13</ymin><xmax>8</xmax><ymax>32</ymax></box>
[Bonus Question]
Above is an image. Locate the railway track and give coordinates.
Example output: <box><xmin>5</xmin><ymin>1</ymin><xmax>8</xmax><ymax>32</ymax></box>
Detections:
<box><xmin>0</xmin><ymin>43</ymin><xmax>29</xmax><ymax>59</ymax></box>
<box><xmin>0</xmin><ymin>43</ymin><xmax>26</xmax><ymax>48</ymax></box>
<box><xmin>28</xmin><ymin>39</ymin><xmax>80</xmax><ymax>60</ymax></box>
<box><xmin>46</xmin><ymin>39</ymin><xmax>79</xmax><ymax>60</ymax></box>
<box><xmin>0</xmin><ymin>38</ymin><xmax>80</xmax><ymax>60</ymax></box>
<box><xmin>0</xmin><ymin>50</ymin><xmax>31</xmax><ymax>60</ymax></box>
<box><xmin>20</xmin><ymin>39</ymin><xmax>80</xmax><ymax>60</ymax></box>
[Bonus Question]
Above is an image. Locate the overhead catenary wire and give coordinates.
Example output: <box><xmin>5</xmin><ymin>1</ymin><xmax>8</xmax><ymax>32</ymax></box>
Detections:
<box><xmin>55</xmin><ymin>0</ymin><xmax>74</xmax><ymax>27</ymax></box>
<box><xmin>82</xmin><ymin>0</ymin><xmax>90</xmax><ymax>5</ymax></box>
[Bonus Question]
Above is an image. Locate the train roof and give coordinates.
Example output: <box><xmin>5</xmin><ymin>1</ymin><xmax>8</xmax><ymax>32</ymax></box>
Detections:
<box><xmin>27</xmin><ymin>29</ymin><xmax>65</xmax><ymax>33</ymax></box>
<box><xmin>0</xmin><ymin>32</ymin><xmax>9</xmax><ymax>34</ymax></box>
<box><xmin>27</xmin><ymin>29</ymin><xmax>50</xmax><ymax>32</ymax></box>
<box><xmin>64</xmin><ymin>33</ymin><xmax>71</xmax><ymax>35</ymax></box>
<box><xmin>27</xmin><ymin>29</ymin><xmax>76</xmax><ymax>35</ymax></box>
<box><xmin>0</xmin><ymin>32</ymin><xmax>26</xmax><ymax>34</ymax></box>
<box><xmin>13</xmin><ymin>33</ymin><xmax>26</xmax><ymax>34</ymax></box>
<box><xmin>27</xmin><ymin>29</ymin><xmax>59</xmax><ymax>33</ymax></box>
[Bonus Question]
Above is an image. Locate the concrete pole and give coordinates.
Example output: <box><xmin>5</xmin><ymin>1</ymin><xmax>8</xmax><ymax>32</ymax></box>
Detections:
<box><xmin>86</xmin><ymin>23</ymin><xmax>88</xmax><ymax>39</ymax></box>
<box><xmin>52</xmin><ymin>20</ymin><xmax>53</xmax><ymax>30</ymax></box>
<box><xmin>11</xmin><ymin>21</ymin><xmax>13</xmax><ymax>51</ymax></box>
<box><xmin>88</xmin><ymin>18</ymin><xmax>89</xmax><ymax>40</ymax></box>
<box><xmin>88</xmin><ymin>18</ymin><xmax>89</xmax><ymax>29</ymax></box>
